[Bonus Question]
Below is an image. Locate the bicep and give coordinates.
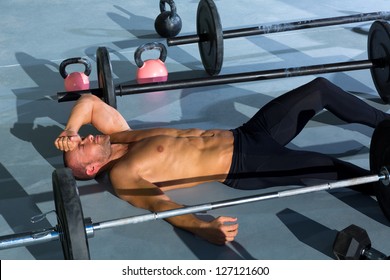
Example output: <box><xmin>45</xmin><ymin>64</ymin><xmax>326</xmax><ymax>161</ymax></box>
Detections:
<box><xmin>89</xmin><ymin>95</ymin><xmax>130</xmax><ymax>134</ymax></box>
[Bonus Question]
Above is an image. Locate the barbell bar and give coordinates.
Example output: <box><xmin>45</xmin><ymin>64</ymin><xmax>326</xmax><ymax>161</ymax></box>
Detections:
<box><xmin>167</xmin><ymin>0</ymin><xmax>390</xmax><ymax>75</ymax></box>
<box><xmin>0</xmin><ymin>168</ymin><xmax>388</xmax><ymax>259</ymax></box>
<box><xmin>1</xmin><ymin>119</ymin><xmax>390</xmax><ymax>259</ymax></box>
<box><xmin>57</xmin><ymin>20</ymin><xmax>390</xmax><ymax>109</ymax></box>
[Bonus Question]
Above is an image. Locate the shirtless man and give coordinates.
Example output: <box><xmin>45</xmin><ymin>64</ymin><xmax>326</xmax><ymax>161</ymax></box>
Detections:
<box><xmin>54</xmin><ymin>78</ymin><xmax>389</xmax><ymax>245</ymax></box>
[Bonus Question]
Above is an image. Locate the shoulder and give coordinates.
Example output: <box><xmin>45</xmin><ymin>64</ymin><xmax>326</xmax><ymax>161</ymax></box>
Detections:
<box><xmin>108</xmin><ymin>159</ymin><xmax>143</xmax><ymax>200</ymax></box>
<box><xmin>107</xmin><ymin>157</ymin><xmax>167</xmax><ymax>209</ymax></box>
<box><xmin>109</xmin><ymin>154</ymin><xmax>139</xmax><ymax>180</ymax></box>
<box><xmin>108</xmin><ymin>149</ymin><xmax>151</xmax><ymax>185</ymax></box>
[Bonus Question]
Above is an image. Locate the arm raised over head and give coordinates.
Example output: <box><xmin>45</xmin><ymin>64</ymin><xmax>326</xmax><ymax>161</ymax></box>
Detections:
<box><xmin>64</xmin><ymin>94</ymin><xmax>130</xmax><ymax>135</ymax></box>
<box><xmin>55</xmin><ymin>94</ymin><xmax>130</xmax><ymax>151</ymax></box>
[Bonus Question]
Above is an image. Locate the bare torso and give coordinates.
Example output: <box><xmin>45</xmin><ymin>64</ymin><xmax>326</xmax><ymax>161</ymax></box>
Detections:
<box><xmin>110</xmin><ymin>129</ymin><xmax>234</xmax><ymax>191</ymax></box>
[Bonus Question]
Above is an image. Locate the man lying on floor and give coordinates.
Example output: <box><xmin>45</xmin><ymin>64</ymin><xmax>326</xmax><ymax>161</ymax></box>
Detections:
<box><xmin>54</xmin><ymin>78</ymin><xmax>389</xmax><ymax>245</ymax></box>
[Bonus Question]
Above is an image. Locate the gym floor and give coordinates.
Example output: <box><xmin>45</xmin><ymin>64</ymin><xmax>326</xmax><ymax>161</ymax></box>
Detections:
<box><xmin>1</xmin><ymin>0</ymin><xmax>390</xmax><ymax>260</ymax></box>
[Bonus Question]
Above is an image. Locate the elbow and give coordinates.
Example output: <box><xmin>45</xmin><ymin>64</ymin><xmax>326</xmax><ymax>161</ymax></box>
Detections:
<box><xmin>116</xmin><ymin>192</ymin><xmax>171</xmax><ymax>213</ymax></box>
<box><xmin>115</xmin><ymin>192</ymin><xmax>154</xmax><ymax>211</ymax></box>
<box><xmin>77</xmin><ymin>93</ymin><xmax>103</xmax><ymax>108</ymax></box>
<box><xmin>115</xmin><ymin>192</ymin><xmax>144</xmax><ymax>209</ymax></box>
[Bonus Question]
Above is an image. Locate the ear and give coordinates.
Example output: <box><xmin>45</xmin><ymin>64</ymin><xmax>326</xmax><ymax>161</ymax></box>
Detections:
<box><xmin>85</xmin><ymin>164</ymin><xmax>97</xmax><ymax>177</ymax></box>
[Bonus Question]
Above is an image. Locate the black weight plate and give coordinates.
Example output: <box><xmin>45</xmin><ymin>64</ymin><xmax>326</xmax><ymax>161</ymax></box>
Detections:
<box><xmin>369</xmin><ymin>119</ymin><xmax>390</xmax><ymax>222</ymax></box>
<box><xmin>333</xmin><ymin>224</ymin><xmax>371</xmax><ymax>260</ymax></box>
<box><xmin>96</xmin><ymin>47</ymin><xmax>117</xmax><ymax>108</ymax></box>
<box><xmin>368</xmin><ymin>20</ymin><xmax>390</xmax><ymax>104</ymax></box>
<box><xmin>53</xmin><ymin>168</ymin><xmax>90</xmax><ymax>260</ymax></box>
<box><xmin>196</xmin><ymin>0</ymin><xmax>223</xmax><ymax>76</ymax></box>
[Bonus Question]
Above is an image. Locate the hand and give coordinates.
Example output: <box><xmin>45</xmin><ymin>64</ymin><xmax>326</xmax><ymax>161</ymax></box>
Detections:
<box><xmin>198</xmin><ymin>216</ymin><xmax>239</xmax><ymax>245</ymax></box>
<box><xmin>54</xmin><ymin>130</ymin><xmax>81</xmax><ymax>152</ymax></box>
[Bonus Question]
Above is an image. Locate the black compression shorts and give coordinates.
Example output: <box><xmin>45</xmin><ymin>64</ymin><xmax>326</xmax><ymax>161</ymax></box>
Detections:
<box><xmin>223</xmin><ymin>78</ymin><xmax>389</xmax><ymax>190</ymax></box>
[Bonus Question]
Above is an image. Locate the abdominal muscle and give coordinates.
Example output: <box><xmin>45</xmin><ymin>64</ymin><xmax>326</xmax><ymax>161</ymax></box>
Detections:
<box><xmin>135</xmin><ymin>130</ymin><xmax>234</xmax><ymax>190</ymax></box>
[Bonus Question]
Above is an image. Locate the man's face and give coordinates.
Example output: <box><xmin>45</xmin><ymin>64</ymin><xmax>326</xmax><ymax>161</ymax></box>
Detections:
<box><xmin>67</xmin><ymin>134</ymin><xmax>112</xmax><ymax>168</ymax></box>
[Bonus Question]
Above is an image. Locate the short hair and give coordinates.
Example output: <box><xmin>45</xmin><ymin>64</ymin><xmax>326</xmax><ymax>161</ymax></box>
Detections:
<box><xmin>63</xmin><ymin>152</ymin><xmax>94</xmax><ymax>180</ymax></box>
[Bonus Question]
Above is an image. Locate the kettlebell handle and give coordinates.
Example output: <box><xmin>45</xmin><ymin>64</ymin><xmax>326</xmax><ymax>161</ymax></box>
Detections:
<box><xmin>134</xmin><ymin>42</ymin><xmax>168</xmax><ymax>68</ymax></box>
<box><xmin>159</xmin><ymin>0</ymin><xmax>177</xmax><ymax>17</ymax></box>
<box><xmin>59</xmin><ymin>57</ymin><xmax>92</xmax><ymax>79</ymax></box>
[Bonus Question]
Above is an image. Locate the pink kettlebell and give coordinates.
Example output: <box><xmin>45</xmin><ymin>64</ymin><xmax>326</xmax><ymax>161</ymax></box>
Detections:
<box><xmin>135</xmin><ymin>42</ymin><xmax>168</xmax><ymax>84</ymax></box>
<box><xmin>59</xmin><ymin>57</ymin><xmax>92</xmax><ymax>91</ymax></box>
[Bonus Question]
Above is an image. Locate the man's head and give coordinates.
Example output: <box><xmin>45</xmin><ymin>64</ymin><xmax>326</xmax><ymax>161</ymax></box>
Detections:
<box><xmin>63</xmin><ymin>134</ymin><xmax>112</xmax><ymax>180</ymax></box>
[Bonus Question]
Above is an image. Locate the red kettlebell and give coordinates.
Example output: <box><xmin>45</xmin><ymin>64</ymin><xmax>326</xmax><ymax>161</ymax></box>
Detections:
<box><xmin>59</xmin><ymin>57</ymin><xmax>92</xmax><ymax>91</ymax></box>
<box><xmin>135</xmin><ymin>42</ymin><xmax>168</xmax><ymax>84</ymax></box>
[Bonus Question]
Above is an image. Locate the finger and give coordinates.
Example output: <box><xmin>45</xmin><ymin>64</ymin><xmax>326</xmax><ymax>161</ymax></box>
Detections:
<box><xmin>66</xmin><ymin>137</ymin><xmax>76</xmax><ymax>151</ymax></box>
<box><xmin>56</xmin><ymin>137</ymin><xmax>65</xmax><ymax>151</ymax></box>
<box><xmin>54</xmin><ymin>138</ymin><xmax>60</xmax><ymax>149</ymax></box>
<box><xmin>61</xmin><ymin>137</ymin><xmax>70</xmax><ymax>152</ymax></box>
<box><xmin>59</xmin><ymin>137</ymin><xmax>66</xmax><ymax>151</ymax></box>
<box><xmin>68</xmin><ymin>136</ymin><xmax>81</xmax><ymax>151</ymax></box>
<box><xmin>219</xmin><ymin>234</ymin><xmax>236</xmax><ymax>244</ymax></box>
<box><xmin>68</xmin><ymin>141</ymin><xmax>77</xmax><ymax>151</ymax></box>
<box><xmin>222</xmin><ymin>228</ymin><xmax>238</xmax><ymax>239</ymax></box>
<box><xmin>225</xmin><ymin>236</ymin><xmax>236</xmax><ymax>242</ymax></box>
<box><xmin>218</xmin><ymin>216</ymin><xmax>238</xmax><ymax>223</ymax></box>
<box><xmin>224</xmin><ymin>223</ymin><xmax>239</xmax><ymax>232</ymax></box>
<box><xmin>65</xmin><ymin>138</ymin><xmax>71</xmax><ymax>152</ymax></box>
<box><xmin>55</xmin><ymin>132</ymin><xmax>79</xmax><ymax>151</ymax></box>
<box><xmin>225</xmin><ymin>228</ymin><xmax>238</xmax><ymax>237</ymax></box>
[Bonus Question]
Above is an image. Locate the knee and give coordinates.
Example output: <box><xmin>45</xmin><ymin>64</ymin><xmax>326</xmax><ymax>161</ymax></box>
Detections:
<box><xmin>312</xmin><ymin>77</ymin><xmax>333</xmax><ymax>87</ymax></box>
<box><xmin>309</xmin><ymin>77</ymin><xmax>341</xmax><ymax>96</ymax></box>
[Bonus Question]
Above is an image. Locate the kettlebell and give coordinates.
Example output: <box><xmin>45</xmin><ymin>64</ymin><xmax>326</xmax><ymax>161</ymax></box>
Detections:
<box><xmin>59</xmin><ymin>57</ymin><xmax>91</xmax><ymax>92</ymax></box>
<box><xmin>135</xmin><ymin>42</ymin><xmax>168</xmax><ymax>84</ymax></box>
<box><xmin>154</xmin><ymin>0</ymin><xmax>182</xmax><ymax>38</ymax></box>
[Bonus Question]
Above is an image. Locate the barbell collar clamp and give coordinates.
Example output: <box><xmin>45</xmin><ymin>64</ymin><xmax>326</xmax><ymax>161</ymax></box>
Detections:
<box><xmin>380</xmin><ymin>166</ymin><xmax>390</xmax><ymax>186</ymax></box>
<box><xmin>0</xmin><ymin>227</ymin><xmax>59</xmax><ymax>250</ymax></box>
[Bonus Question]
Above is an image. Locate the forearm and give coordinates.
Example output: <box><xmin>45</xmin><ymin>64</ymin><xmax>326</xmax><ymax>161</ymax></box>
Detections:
<box><xmin>120</xmin><ymin>189</ymin><xmax>207</xmax><ymax>236</ymax></box>
<box><xmin>64</xmin><ymin>94</ymin><xmax>130</xmax><ymax>135</ymax></box>
<box><xmin>63</xmin><ymin>95</ymin><xmax>94</xmax><ymax>133</ymax></box>
<box><xmin>148</xmin><ymin>199</ymin><xmax>238</xmax><ymax>245</ymax></box>
<box><xmin>150</xmin><ymin>199</ymin><xmax>207</xmax><ymax>236</ymax></box>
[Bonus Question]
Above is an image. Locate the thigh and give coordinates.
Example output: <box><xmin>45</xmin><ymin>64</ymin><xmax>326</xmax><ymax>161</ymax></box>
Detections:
<box><xmin>243</xmin><ymin>77</ymin><xmax>390</xmax><ymax>145</ymax></box>
<box><xmin>242</xmin><ymin>78</ymin><xmax>327</xmax><ymax>146</ymax></box>
<box><xmin>229</xmin><ymin>141</ymin><xmax>370</xmax><ymax>190</ymax></box>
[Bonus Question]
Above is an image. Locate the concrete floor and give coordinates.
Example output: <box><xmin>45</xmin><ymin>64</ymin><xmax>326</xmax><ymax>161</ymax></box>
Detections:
<box><xmin>0</xmin><ymin>0</ymin><xmax>390</xmax><ymax>260</ymax></box>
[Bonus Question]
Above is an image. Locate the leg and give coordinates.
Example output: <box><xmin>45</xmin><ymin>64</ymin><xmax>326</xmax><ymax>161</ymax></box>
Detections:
<box><xmin>245</xmin><ymin>151</ymin><xmax>374</xmax><ymax>194</ymax></box>
<box><xmin>241</xmin><ymin>77</ymin><xmax>389</xmax><ymax>146</ymax></box>
<box><xmin>225</xmin><ymin>130</ymin><xmax>373</xmax><ymax>193</ymax></box>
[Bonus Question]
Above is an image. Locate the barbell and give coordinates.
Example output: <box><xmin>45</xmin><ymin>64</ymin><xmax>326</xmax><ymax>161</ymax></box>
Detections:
<box><xmin>1</xmin><ymin>119</ymin><xmax>390</xmax><ymax>259</ymax></box>
<box><xmin>57</xmin><ymin>20</ymin><xmax>390</xmax><ymax>109</ymax></box>
<box><xmin>167</xmin><ymin>0</ymin><xmax>390</xmax><ymax>75</ymax></box>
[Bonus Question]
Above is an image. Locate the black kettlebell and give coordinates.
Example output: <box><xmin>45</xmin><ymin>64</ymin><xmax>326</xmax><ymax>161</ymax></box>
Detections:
<box><xmin>154</xmin><ymin>0</ymin><xmax>182</xmax><ymax>38</ymax></box>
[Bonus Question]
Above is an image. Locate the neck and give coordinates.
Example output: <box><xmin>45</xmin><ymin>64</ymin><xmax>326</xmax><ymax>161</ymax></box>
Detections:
<box><xmin>98</xmin><ymin>143</ymin><xmax>129</xmax><ymax>174</ymax></box>
<box><xmin>110</xmin><ymin>143</ymin><xmax>129</xmax><ymax>160</ymax></box>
